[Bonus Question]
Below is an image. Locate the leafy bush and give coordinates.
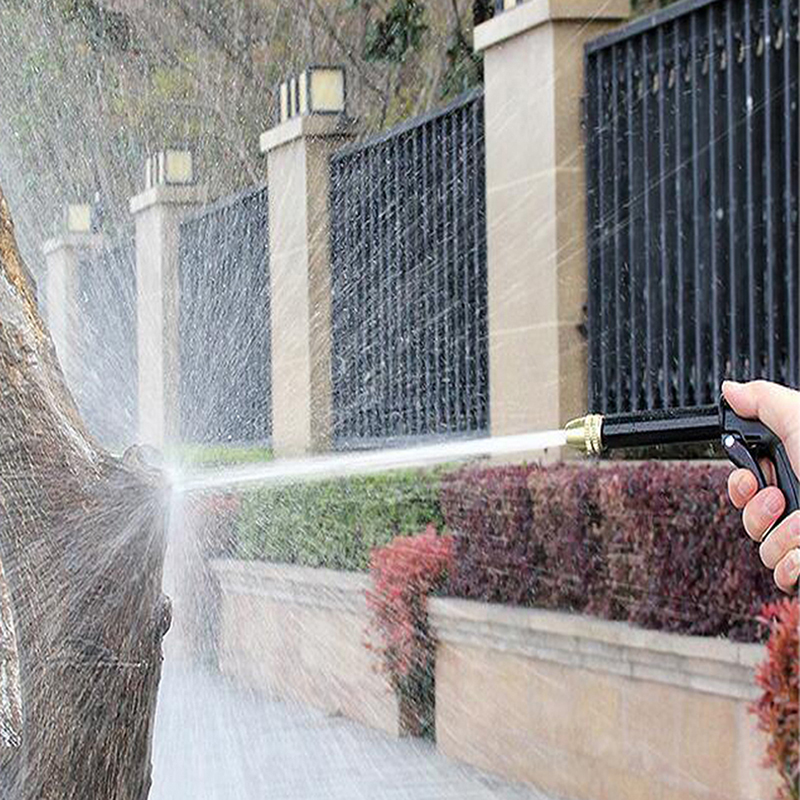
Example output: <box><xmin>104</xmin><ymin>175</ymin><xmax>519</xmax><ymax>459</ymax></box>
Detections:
<box><xmin>441</xmin><ymin>464</ymin><xmax>543</xmax><ymax>606</ymax></box>
<box><xmin>184</xmin><ymin>492</ymin><xmax>242</xmax><ymax>557</ymax></box>
<box><xmin>597</xmin><ymin>462</ymin><xmax>778</xmax><ymax>641</ymax></box>
<box><xmin>233</xmin><ymin>470</ymin><xmax>444</xmax><ymax>572</ymax></box>
<box><xmin>441</xmin><ymin>462</ymin><xmax>780</xmax><ymax>641</ymax></box>
<box><xmin>527</xmin><ymin>466</ymin><xmax>611</xmax><ymax>616</ymax></box>
<box><xmin>174</xmin><ymin>444</ymin><xmax>273</xmax><ymax>467</ymax></box>
<box><xmin>366</xmin><ymin>526</ymin><xmax>453</xmax><ymax>739</ymax></box>
<box><xmin>751</xmin><ymin>599</ymin><xmax>800</xmax><ymax>800</ymax></box>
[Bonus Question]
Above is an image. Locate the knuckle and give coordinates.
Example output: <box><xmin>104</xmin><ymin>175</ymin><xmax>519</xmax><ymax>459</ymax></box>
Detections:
<box><xmin>743</xmin><ymin>503</ymin><xmax>769</xmax><ymax>541</ymax></box>
<box><xmin>752</xmin><ymin>379</ymin><xmax>771</xmax><ymax>395</ymax></box>
<box><xmin>760</xmin><ymin>514</ymin><xmax>800</xmax><ymax>568</ymax></box>
<box><xmin>790</xmin><ymin>514</ymin><xmax>800</xmax><ymax>548</ymax></box>
<box><xmin>774</xmin><ymin>551</ymin><xmax>800</xmax><ymax>594</ymax></box>
<box><xmin>759</xmin><ymin>538</ymin><xmax>774</xmax><ymax>568</ymax></box>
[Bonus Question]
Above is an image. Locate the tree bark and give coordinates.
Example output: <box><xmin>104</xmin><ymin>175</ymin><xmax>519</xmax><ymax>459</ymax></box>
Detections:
<box><xmin>0</xmin><ymin>185</ymin><xmax>170</xmax><ymax>799</ymax></box>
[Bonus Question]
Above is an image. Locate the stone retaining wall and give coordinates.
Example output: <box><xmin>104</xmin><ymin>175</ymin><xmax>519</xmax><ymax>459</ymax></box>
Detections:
<box><xmin>211</xmin><ymin>560</ymin><xmax>399</xmax><ymax>736</ymax></box>
<box><xmin>430</xmin><ymin>598</ymin><xmax>778</xmax><ymax>800</ymax></box>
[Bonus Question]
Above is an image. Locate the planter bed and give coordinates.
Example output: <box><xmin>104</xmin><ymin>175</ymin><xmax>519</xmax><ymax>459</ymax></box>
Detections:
<box><xmin>429</xmin><ymin>598</ymin><xmax>778</xmax><ymax>800</ymax></box>
<box><xmin>211</xmin><ymin>559</ymin><xmax>399</xmax><ymax>736</ymax></box>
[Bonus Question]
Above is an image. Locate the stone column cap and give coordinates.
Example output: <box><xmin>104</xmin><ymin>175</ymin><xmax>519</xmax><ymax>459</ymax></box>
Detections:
<box><xmin>260</xmin><ymin>113</ymin><xmax>358</xmax><ymax>155</ymax></box>
<box><xmin>129</xmin><ymin>183</ymin><xmax>208</xmax><ymax>216</ymax></box>
<box><xmin>474</xmin><ymin>0</ymin><xmax>629</xmax><ymax>52</ymax></box>
<box><xmin>42</xmin><ymin>233</ymin><xmax>104</xmax><ymax>257</ymax></box>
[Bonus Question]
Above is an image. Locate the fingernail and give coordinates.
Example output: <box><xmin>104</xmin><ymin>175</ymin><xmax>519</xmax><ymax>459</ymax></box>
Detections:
<box><xmin>737</xmin><ymin>471</ymin><xmax>756</xmax><ymax>494</ymax></box>
<box><xmin>767</xmin><ymin>492</ymin><xmax>785</xmax><ymax>515</ymax></box>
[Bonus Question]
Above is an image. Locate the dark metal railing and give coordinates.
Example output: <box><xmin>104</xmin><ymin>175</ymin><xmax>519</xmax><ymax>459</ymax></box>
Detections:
<box><xmin>178</xmin><ymin>183</ymin><xmax>271</xmax><ymax>444</ymax></box>
<box><xmin>76</xmin><ymin>237</ymin><xmax>138</xmax><ymax>448</ymax></box>
<box><xmin>585</xmin><ymin>0</ymin><xmax>799</xmax><ymax>414</ymax></box>
<box><xmin>329</xmin><ymin>88</ymin><xmax>489</xmax><ymax>447</ymax></box>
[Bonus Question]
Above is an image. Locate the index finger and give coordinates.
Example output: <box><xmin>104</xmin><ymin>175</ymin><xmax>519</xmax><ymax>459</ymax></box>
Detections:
<box><xmin>723</xmin><ymin>381</ymin><xmax>800</xmax><ymax>448</ymax></box>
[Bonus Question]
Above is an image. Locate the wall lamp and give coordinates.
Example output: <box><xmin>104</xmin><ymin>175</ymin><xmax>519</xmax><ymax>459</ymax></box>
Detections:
<box><xmin>277</xmin><ymin>66</ymin><xmax>346</xmax><ymax>125</ymax></box>
<box><xmin>144</xmin><ymin>149</ymin><xmax>195</xmax><ymax>190</ymax></box>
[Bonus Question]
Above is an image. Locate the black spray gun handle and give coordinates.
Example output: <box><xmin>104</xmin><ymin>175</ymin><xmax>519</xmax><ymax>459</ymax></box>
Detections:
<box><xmin>566</xmin><ymin>401</ymin><xmax>799</xmax><ymax>527</ymax></box>
<box><xmin>720</xmin><ymin>399</ymin><xmax>800</xmax><ymax>526</ymax></box>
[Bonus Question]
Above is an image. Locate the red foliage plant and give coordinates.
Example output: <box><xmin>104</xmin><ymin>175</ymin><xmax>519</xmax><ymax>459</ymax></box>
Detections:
<box><xmin>366</xmin><ymin>526</ymin><xmax>453</xmax><ymax>738</ymax></box>
<box><xmin>186</xmin><ymin>492</ymin><xmax>241</xmax><ymax>557</ymax></box>
<box><xmin>751</xmin><ymin>598</ymin><xmax>799</xmax><ymax>800</ymax></box>
<box><xmin>441</xmin><ymin>462</ymin><xmax>779</xmax><ymax>641</ymax></box>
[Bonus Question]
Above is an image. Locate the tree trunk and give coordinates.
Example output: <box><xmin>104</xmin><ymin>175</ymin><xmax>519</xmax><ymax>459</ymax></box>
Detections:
<box><xmin>0</xmin><ymin>185</ymin><xmax>170</xmax><ymax>799</ymax></box>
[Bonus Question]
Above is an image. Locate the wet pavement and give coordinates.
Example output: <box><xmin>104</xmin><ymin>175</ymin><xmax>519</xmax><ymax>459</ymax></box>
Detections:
<box><xmin>150</xmin><ymin>664</ymin><xmax>554</xmax><ymax>800</ymax></box>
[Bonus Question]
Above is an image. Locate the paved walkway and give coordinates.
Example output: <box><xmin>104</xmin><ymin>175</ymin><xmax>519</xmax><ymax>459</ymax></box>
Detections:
<box><xmin>150</xmin><ymin>664</ymin><xmax>554</xmax><ymax>800</ymax></box>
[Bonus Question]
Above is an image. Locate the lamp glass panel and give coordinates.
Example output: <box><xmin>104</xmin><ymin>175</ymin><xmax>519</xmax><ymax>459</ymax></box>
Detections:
<box><xmin>298</xmin><ymin>71</ymin><xmax>308</xmax><ymax>115</ymax></box>
<box><xmin>165</xmin><ymin>150</ymin><xmax>193</xmax><ymax>184</ymax></box>
<box><xmin>309</xmin><ymin>68</ymin><xmax>345</xmax><ymax>112</ymax></box>
<box><xmin>66</xmin><ymin>204</ymin><xmax>92</xmax><ymax>233</ymax></box>
<box><xmin>289</xmin><ymin>78</ymin><xmax>297</xmax><ymax>117</ymax></box>
<box><xmin>279</xmin><ymin>82</ymin><xmax>289</xmax><ymax>123</ymax></box>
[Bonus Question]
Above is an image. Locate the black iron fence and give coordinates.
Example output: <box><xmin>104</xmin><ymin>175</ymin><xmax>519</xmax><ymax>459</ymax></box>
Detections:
<box><xmin>329</xmin><ymin>88</ymin><xmax>489</xmax><ymax>447</ymax></box>
<box><xmin>75</xmin><ymin>237</ymin><xmax>137</xmax><ymax>448</ymax></box>
<box><xmin>585</xmin><ymin>0</ymin><xmax>799</xmax><ymax>414</ymax></box>
<box><xmin>178</xmin><ymin>183</ymin><xmax>271</xmax><ymax>444</ymax></box>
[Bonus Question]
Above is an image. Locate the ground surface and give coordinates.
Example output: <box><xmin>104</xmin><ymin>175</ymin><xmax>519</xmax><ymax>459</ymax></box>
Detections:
<box><xmin>150</xmin><ymin>663</ymin><xmax>553</xmax><ymax>800</ymax></box>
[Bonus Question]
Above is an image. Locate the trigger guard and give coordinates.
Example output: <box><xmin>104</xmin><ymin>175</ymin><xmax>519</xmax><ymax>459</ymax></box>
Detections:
<box><xmin>722</xmin><ymin>434</ymin><xmax>768</xmax><ymax>491</ymax></box>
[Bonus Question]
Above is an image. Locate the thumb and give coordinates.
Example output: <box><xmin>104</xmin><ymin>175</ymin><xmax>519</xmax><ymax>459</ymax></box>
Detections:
<box><xmin>723</xmin><ymin>380</ymin><xmax>800</xmax><ymax>476</ymax></box>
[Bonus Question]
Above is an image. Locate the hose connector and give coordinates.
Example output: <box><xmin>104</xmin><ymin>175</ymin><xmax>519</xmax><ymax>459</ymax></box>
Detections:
<box><xmin>564</xmin><ymin>414</ymin><xmax>604</xmax><ymax>455</ymax></box>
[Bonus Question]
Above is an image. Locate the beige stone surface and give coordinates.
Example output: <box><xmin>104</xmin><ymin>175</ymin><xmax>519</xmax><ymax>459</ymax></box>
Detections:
<box><xmin>212</xmin><ymin>560</ymin><xmax>400</xmax><ymax>737</ymax></box>
<box><xmin>474</xmin><ymin>0</ymin><xmax>630</xmax><ymax>52</ymax></box>
<box><xmin>432</xmin><ymin>600</ymin><xmax>780</xmax><ymax>800</ymax></box>
<box><xmin>479</xmin><ymin>3</ymin><xmax>627</xmax><ymax>435</ymax></box>
<box><xmin>264</xmin><ymin>116</ymin><xmax>356</xmax><ymax>456</ymax></box>
<box><xmin>130</xmin><ymin>183</ymin><xmax>207</xmax><ymax>448</ymax></box>
<box><xmin>42</xmin><ymin>233</ymin><xmax>104</xmax><ymax>394</ymax></box>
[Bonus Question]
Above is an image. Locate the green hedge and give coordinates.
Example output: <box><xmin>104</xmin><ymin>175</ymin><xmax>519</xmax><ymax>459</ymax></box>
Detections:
<box><xmin>233</xmin><ymin>469</ymin><xmax>445</xmax><ymax>572</ymax></box>
<box><xmin>174</xmin><ymin>443</ymin><xmax>273</xmax><ymax>467</ymax></box>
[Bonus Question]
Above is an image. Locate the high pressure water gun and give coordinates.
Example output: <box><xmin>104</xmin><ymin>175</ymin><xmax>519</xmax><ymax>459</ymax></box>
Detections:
<box><xmin>565</xmin><ymin>400</ymin><xmax>800</xmax><ymax>524</ymax></box>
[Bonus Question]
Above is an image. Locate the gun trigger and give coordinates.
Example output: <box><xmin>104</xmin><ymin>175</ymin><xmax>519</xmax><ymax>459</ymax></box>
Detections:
<box><xmin>722</xmin><ymin>433</ymin><xmax>768</xmax><ymax>491</ymax></box>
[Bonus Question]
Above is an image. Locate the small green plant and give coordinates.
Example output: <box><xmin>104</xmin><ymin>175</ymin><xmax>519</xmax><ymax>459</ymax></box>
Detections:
<box><xmin>234</xmin><ymin>469</ymin><xmax>445</xmax><ymax>572</ymax></box>
<box><xmin>173</xmin><ymin>443</ymin><xmax>273</xmax><ymax>468</ymax></box>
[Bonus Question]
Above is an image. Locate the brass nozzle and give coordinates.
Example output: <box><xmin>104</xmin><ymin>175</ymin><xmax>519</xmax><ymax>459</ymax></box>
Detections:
<box><xmin>564</xmin><ymin>414</ymin><xmax>604</xmax><ymax>455</ymax></box>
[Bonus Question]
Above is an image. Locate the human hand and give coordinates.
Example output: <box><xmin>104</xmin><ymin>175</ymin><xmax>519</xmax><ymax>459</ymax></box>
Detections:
<box><xmin>723</xmin><ymin>380</ymin><xmax>800</xmax><ymax>593</ymax></box>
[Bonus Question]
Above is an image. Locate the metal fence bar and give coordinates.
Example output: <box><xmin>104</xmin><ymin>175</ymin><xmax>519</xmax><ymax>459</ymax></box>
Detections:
<box><xmin>177</xmin><ymin>182</ymin><xmax>270</xmax><ymax>444</ymax></box>
<box><xmin>585</xmin><ymin>0</ymin><xmax>799</xmax><ymax>414</ymax></box>
<box><xmin>329</xmin><ymin>89</ymin><xmax>488</xmax><ymax>447</ymax></box>
<box><xmin>75</xmin><ymin>236</ymin><xmax>137</xmax><ymax>448</ymax></box>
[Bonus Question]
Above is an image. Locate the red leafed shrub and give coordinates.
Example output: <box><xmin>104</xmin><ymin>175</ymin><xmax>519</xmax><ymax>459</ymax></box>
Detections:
<box><xmin>366</xmin><ymin>526</ymin><xmax>453</xmax><ymax>738</ymax></box>
<box><xmin>751</xmin><ymin>599</ymin><xmax>799</xmax><ymax>800</ymax></box>
<box><xmin>441</xmin><ymin>465</ymin><xmax>544</xmax><ymax>606</ymax></box>
<box><xmin>597</xmin><ymin>462</ymin><xmax>779</xmax><ymax>641</ymax></box>
<box><xmin>527</xmin><ymin>466</ymin><xmax>610</xmax><ymax>616</ymax></box>
<box><xmin>186</xmin><ymin>492</ymin><xmax>242</xmax><ymax>558</ymax></box>
<box><xmin>441</xmin><ymin>462</ymin><xmax>779</xmax><ymax>642</ymax></box>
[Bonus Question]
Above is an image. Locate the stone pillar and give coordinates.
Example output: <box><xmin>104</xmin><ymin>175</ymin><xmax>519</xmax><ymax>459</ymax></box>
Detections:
<box><xmin>42</xmin><ymin>225</ymin><xmax>103</xmax><ymax>393</ymax></box>
<box><xmin>476</xmin><ymin>0</ymin><xmax>628</xmax><ymax>435</ymax></box>
<box><xmin>130</xmin><ymin>179</ymin><xmax>206</xmax><ymax>449</ymax></box>
<box><xmin>261</xmin><ymin>114</ymin><xmax>356</xmax><ymax>456</ymax></box>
